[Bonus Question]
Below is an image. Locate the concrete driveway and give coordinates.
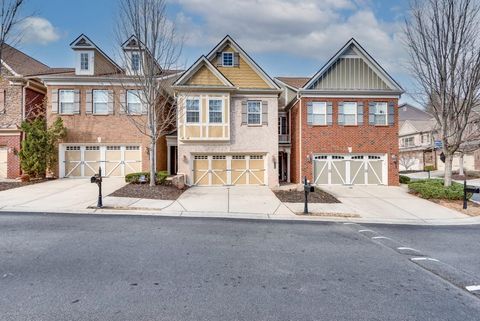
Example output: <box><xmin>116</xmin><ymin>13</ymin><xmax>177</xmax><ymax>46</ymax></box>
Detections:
<box><xmin>0</xmin><ymin>178</ymin><xmax>126</xmax><ymax>212</ymax></box>
<box><xmin>321</xmin><ymin>185</ymin><xmax>469</xmax><ymax>223</ymax></box>
<box><xmin>177</xmin><ymin>186</ymin><xmax>289</xmax><ymax>215</ymax></box>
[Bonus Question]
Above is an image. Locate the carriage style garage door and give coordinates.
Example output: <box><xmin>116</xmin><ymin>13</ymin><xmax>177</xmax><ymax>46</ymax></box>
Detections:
<box><xmin>313</xmin><ymin>154</ymin><xmax>387</xmax><ymax>185</ymax></box>
<box><xmin>192</xmin><ymin>154</ymin><xmax>266</xmax><ymax>186</ymax></box>
<box><xmin>0</xmin><ymin>147</ymin><xmax>7</xmax><ymax>178</ymax></box>
<box><xmin>61</xmin><ymin>145</ymin><xmax>142</xmax><ymax>178</ymax></box>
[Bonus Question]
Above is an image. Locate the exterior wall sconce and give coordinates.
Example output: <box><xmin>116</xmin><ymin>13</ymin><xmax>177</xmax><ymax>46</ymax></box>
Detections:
<box><xmin>183</xmin><ymin>155</ymin><xmax>188</xmax><ymax>162</ymax></box>
<box><xmin>392</xmin><ymin>154</ymin><xmax>397</xmax><ymax>163</ymax></box>
<box><xmin>348</xmin><ymin>147</ymin><xmax>352</xmax><ymax>153</ymax></box>
<box><xmin>306</xmin><ymin>153</ymin><xmax>312</xmax><ymax>163</ymax></box>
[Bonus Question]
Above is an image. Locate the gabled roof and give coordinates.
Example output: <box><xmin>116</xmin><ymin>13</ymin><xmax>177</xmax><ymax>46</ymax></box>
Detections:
<box><xmin>121</xmin><ymin>35</ymin><xmax>143</xmax><ymax>51</ymax></box>
<box><xmin>399</xmin><ymin>103</ymin><xmax>432</xmax><ymax>121</ymax></box>
<box><xmin>174</xmin><ymin>56</ymin><xmax>235</xmax><ymax>87</ymax></box>
<box><xmin>275</xmin><ymin>77</ymin><xmax>310</xmax><ymax>90</ymax></box>
<box><xmin>302</xmin><ymin>38</ymin><xmax>403</xmax><ymax>93</ymax></box>
<box><xmin>70</xmin><ymin>34</ymin><xmax>123</xmax><ymax>72</ymax></box>
<box><xmin>400</xmin><ymin>119</ymin><xmax>436</xmax><ymax>135</ymax></box>
<box><xmin>205</xmin><ymin>35</ymin><xmax>280</xmax><ymax>90</ymax></box>
<box><xmin>1</xmin><ymin>44</ymin><xmax>49</xmax><ymax>76</ymax></box>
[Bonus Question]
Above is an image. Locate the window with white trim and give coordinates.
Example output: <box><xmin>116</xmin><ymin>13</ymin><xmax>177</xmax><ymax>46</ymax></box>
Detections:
<box><xmin>80</xmin><ymin>53</ymin><xmax>89</xmax><ymax>71</ymax></box>
<box><xmin>312</xmin><ymin>102</ymin><xmax>327</xmax><ymax>125</ymax></box>
<box><xmin>343</xmin><ymin>102</ymin><xmax>357</xmax><ymax>125</ymax></box>
<box><xmin>131</xmin><ymin>53</ymin><xmax>140</xmax><ymax>72</ymax></box>
<box><xmin>247</xmin><ymin>101</ymin><xmax>261</xmax><ymax>125</ymax></box>
<box><xmin>59</xmin><ymin>90</ymin><xmax>75</xmax><ymax>114</ymax></box>
<box><xmin>208</xmin><ymin>99</ymin><xmax>223</xmax><ymax>123</ymax></box>
<box><xmin>222</xmin><ymin>52</ymin><xmax>234</xmax><ymax>67</ymax></box>
<box><xmin>93</xmin><ymin>90</ymin><xmax>108</xmax><ymax>114</ymax></box>
<box><xmin>127</xmin><ymin>90</ymin><xmax>142</xmax><ymax>114</ymax></box>
<box><xmin>374</xmin><ymin>102</ymin><xmax>388</xmax><ymax>125</ymax></box>
<box><xmin>186</xmin><ymin>99</ymin><xmax>200</xmax><ymax>123</ymax></box>
<box><xmin>401</xmin><ymin>136</ymin><xmax>415</xmax><ymax>147</ymax></box>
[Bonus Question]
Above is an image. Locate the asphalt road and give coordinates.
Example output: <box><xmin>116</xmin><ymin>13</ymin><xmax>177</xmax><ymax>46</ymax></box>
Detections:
<box><xmin>1</xmin><ymin>213</ymin><xmax>479</xmax><ymax>321</ymax></box>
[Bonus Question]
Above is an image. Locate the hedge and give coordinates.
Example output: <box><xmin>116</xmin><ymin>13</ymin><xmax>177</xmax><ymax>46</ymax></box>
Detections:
<box><xmin>399</xmin><ymin>175</ymin><xmax>411</xmax><ymax>184</ymax></box>
<box><xmin>125</xmin><ymin>171</ymin><xmax>169</xmax><ymax>184</ymax></box>
<box><xmin>408</xmin><ymin>179</ymin><xmax>470</xmax><ymax>200</ymax></box>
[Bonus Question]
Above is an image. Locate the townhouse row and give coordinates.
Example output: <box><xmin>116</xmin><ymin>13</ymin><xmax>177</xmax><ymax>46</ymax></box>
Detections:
<box><xmin>0</xmin><ymin>34</ymin><xmax>403</xmax><ymax>187</ymax></box>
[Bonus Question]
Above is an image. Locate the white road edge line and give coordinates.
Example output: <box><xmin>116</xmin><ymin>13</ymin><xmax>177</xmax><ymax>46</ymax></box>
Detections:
<box><xmin>411</xmin><ymin>257</ymin><xmax>440</xmax><ymax>262</ymax></box>
<box><xmin>358</xmin><ymin>229</ymin><xmax>374</xmax><ymax>233</ymax></box>
<box><xmin>466</xmin><ymin>285</ymin><xmax>480</xmax><ymax>292</ymax></box>
<box><xmin>372</xmin><ymin>236</ymin><xmax>391</xmax><ymax>240</ymax></box>
<box><xmin>343</xmin><ymin>223</ymin><xmax>356</xmax><ymax>225</ymax></box>
<box><xmin>397</xmin><ymin>247</ymin><xmax>420</xmax><ymax>252</ymax></box>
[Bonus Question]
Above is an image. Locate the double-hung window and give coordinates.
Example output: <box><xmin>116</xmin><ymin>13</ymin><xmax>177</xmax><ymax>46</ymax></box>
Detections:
<box><xmin>208</xmin><ymin>99</ymin><xmax>223</xmax><ymax>123</ymax></box>
<box><xmin>247</xmin><ymin>101</ymin><xmax>261</xmax><ymax>125</ymax></box>
<box><xmin>127</xmin><ymin>90</ymin><xmax>142</xmax><ymax>114</ymax></box>
<box><xmin>59</xmin><ymin>90</ymin><xmax>75</xmax><ymax>114</ymax></box>
<box><xmin>93</xmin><ymin>90</ymin><xmax>109</xmax><ymax>114</ymax></box>
<box><xmin>131</xmin><ymin>53</ymin><xmax>140</xmax><ymax>72</ymax></box>
<box><xmin>374</xmin><ymin>102</ymin><xmax>388</xmax><ymax>125</ymax></box>
<box><xmin>312</xmin><ymin>102</ymin><xmax>327</xmax><ymax>125</ymax></box>
<box><xmin>222</xmin><ymin>52</ymin><xmax>234</xmax><ymax>67</ymax></box>
<box><xmin>186</xmin><ymin>99</ymin><xmax>200</xmax><ymax>123</ymax></box>
<box><xmin>80</xmin><ymin>53</ymin><xmax>89</xmax><ymax>71</ymax></box>
<box><xmin>343</xmin><ymin>102</ymin><xmax>357</xmax><ymax>125</ymax></box>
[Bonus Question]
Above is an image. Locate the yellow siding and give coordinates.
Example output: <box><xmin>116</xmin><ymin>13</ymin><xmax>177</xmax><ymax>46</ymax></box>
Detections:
<box><xmin>187</xmin><ymin>65</ymin><xmax>224</xmax><ymax>86</ymax></box>
<box><xmin>215</xmin><ymin>44</ymin><xmax>270</xmax><ymax>89</ymax></box>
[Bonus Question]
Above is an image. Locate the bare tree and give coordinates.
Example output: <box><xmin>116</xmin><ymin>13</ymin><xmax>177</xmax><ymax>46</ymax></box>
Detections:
<box><xmin>0</xmin><ymin>0</ymin><xmax>26</xmax><ymax>75</ymax></box>
<box><xmin>399</xmin><ymin>154</ymin><xmax>417</xmax><ymax>171</ymax></box>
<box><xmin>404</xmin><ymin>0</ymin><xmax>480</xmax><ymax>186</ymax></box>
<box><xmin>115</xmin><ymin>0</ymin><xmax>183</xmax><ymax>186</ymax></box>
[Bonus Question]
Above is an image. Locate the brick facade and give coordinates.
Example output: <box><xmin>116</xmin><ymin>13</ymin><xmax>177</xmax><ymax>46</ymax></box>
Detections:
<box><xmin>46</xmin><ymin>85</ymin><xmax>167</xmax><ymax>176</ymax></box>
<box><xmin>290</xmin><ymin>97</ymin><xmax>399</xmax><ymax>186</ymax></box>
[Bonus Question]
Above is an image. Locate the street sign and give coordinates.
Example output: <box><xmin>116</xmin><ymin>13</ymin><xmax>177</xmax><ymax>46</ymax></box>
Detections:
<box><xmin>434</xmin><ymin>140</ymin><xmax>442</xmax><ymax>149</ymax></box>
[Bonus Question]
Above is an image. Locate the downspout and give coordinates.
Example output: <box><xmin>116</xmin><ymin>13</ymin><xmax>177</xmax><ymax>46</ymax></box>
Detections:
<box><xmin>298</xmin><ymin>91</ymin><xmax>302</xmax><ymax>181</ymax></box>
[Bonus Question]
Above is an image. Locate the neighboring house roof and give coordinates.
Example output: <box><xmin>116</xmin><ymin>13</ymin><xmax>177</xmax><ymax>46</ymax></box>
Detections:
<box><xmin>301</xmin><ymin>38</ymin><xmax>403</xmax><ymax>94</ymax></box>
<box><xmin>399</xmin><ymin>119</ymin><xmax>436</xmax><ymax>137</ymax></box>
<box><xmin>399</xmin><ymin>103</ymin><xmax>432</xmax><ymax>122</ymax></box>
<box><xmin>1</xmin><ymin>44</ymin><xmax>50</xmax><ymax>76</ymax></box>
<box><xmin>275</xmin><ymin>77</ymin><xmax>310</xmax><ymax>90</ymax></box>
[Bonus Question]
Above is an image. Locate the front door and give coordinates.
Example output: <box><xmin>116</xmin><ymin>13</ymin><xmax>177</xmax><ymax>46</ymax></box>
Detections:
<box><xmin>170</xmin><ymin>146</ymin><xmax>178</xmax><ymax>175</ymax></box>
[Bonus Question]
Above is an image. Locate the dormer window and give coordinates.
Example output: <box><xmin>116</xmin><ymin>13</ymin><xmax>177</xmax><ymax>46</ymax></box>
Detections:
<box><xmin>222</xmin><ymin>52</ymin><xmax>234</xmax><ymax>67</ymax></box>
<box><xmin>80</xmin><ymin>53</ymin><xmax>89</xmax><ymax>70</ymax></box>
<box><xmin>131</xmin><ymin>53</ymin><xmax>140</xmax><ymax>72</ymax></box>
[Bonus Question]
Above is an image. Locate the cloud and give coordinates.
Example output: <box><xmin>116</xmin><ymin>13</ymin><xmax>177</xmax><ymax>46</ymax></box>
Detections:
<box><xmin>19</xmin><ymin>17</ymin><xmax>61</xmax><ymax>45</ymax></box>
<box><xmin>173</xmin><ymin>0</ymin><xmax>407</xmax><ymax>73</ymax></box>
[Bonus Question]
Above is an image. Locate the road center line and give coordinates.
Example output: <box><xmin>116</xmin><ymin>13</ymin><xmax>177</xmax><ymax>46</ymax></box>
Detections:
<box><xmin>411</xmin><ymin>257</ymin><xmax>439</xmax><ymax>262</ymax></box>
<box><xmin>397</xmin><ymin>247</ymin><xmax>420</xmax><ymax>252</ymax></box>
<box><xmin>358</xmin><ymin>229</ymin><xmax>374</xmax><ymax>233</ymax></box>
<box><xmin>372</xmin><ymin>236</ymin><xmax>391</xmax><ymax>240</ymax></box>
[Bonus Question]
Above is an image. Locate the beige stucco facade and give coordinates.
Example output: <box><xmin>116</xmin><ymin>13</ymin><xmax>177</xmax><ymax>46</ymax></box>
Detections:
<box><xmin>177</xmin><ymin>95</ymin><xmax>279</xmax><ymax>187</ymax></box>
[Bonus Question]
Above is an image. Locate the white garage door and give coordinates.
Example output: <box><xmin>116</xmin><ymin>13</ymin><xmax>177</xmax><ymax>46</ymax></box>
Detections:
<box><xmin>0</xmin><ymin>147</ymin><xmax>7</xmax><ymax>178</ymax></box>
<box><xmin>62</xmin><ymin>145</ymin><xmax>142</xmax><ymax>178</ymax></box>
<box><xmin>192</xmin><ymin>154</ymin><xmax>266</xmax><ymax>186</ymax></box>
<box><xmin>313</xmin><ymin>154</ymin><xmax>386</xmax><ymax>185</ymax></box>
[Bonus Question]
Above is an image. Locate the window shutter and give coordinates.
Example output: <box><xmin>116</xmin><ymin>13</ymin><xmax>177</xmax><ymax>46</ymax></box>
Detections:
<box><xmin>119</xmin><ymin>90</ymin><xmax>126</xmax><ymax>114</ymax></box>
<box><xmin>0</xmin><ymin>90</ymin><xmax>5</xmax><ymax>114</ymax></box>
<box><xmin>338</xmin><ymin>102</ymin><xmax>344</xmax><ymax>125</ymax></box>
<box><xmin>51</xmin><ymin>89</ymin><xmax>58</xmax><ymax>114</ymax></box>
<box><xmin>234</xmin><ymin>53</ymin><xmax>240</xmax><ymax>67</ymax></box>
<box><xmin>388</xmin><ymin>102</ymin><xmax>395</xmax><ymax>125</ymax></box>
<box><xmin>241</xmin><ymin>100</ymin><xmax>247</xmax><ymax>125</ymax></box>
<box><xmin>357</xmin><ymin>102</ymin><xmax>364</xmax><ymax>125</ymax></box>
<box><xmin>73</xmin><ymin>89</ymin><xmax>80</xmax><ymax>114</ymax></box>
<box><xmin>368</xmin><ymin>102</ymin><xmax>375</xmax><ymax>125</ymax></box>
<box><xmin>306</xmin><ymin>102</ymin><xmax>313</xmax><ymax>125</ymax></box>
<box><xmin>216</xmin><ymin>52</ymin><xmax>222</xmax><ymax>66</ymax></box>
<box><xmin>327</xmin><ymin>102</ymin><xmax>333</xmax><ymax>125</ymax></box>
<box><xmin>262</xmin><ymin>101</ymin><xmax>268</xmax><ymax>125</ymax></box>
<box><xmin>85</xmin><ymin>90</ymin><xmax>93</xmax><ymax>114</ymax></box>
<box><xmin>108</xmin><ymin>90</ymin><xmax>114</xmax><ymax>114</ymax></box>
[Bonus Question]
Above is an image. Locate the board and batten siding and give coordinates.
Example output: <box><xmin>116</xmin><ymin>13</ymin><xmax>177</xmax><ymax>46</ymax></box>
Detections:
<box><xmin>310</xmin><ymin>57</ymin><xmax>389</xmax><ymax>90</ymax></box>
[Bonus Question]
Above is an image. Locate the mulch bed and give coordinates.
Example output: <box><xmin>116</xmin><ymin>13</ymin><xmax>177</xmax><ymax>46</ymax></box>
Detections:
<box><xmin>109</xmin><ymin>183</ymin><xmax>187</xmax><ymax>200</ymax></box>
<box><xmin>0</xmin><ymin>179</ymin><xmax>49</xmax><ymax>192</ymax></box>
<box><xmin>274</xmin><ymin>188</ymin><xmax>340</xmax><ymax>203</ymax></box>
<box><xmin>430</xmin><ymin>199</ymin><xmax>480</xmax><ymax>217</ymax></box>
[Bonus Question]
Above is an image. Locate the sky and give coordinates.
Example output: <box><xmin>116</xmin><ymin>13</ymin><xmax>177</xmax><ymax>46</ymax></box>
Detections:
<box><xmin>16</xmin><ymin>0</ymin><xmax>416</xmax><ymax>105</ymax></box>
